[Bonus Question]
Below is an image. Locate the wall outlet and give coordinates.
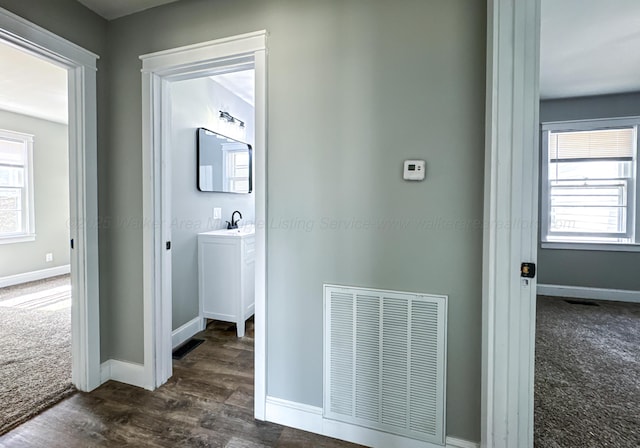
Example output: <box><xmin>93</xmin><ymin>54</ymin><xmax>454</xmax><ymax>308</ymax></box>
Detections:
<box><xmin>45</xmin><ymin>253</ymin><xmax>53</xmax><ymax>262</ymax></box>
<box><xmin>213</xmin><ymin>207</ymin><xmax>222</xmax><ymax>220</ymax></box>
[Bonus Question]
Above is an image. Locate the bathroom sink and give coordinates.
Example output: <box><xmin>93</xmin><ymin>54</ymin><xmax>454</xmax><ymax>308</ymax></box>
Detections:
<box><xmin>200</xmin><ymin>225</ymin><xmax>255</xmax><ymax>238</ymax></box>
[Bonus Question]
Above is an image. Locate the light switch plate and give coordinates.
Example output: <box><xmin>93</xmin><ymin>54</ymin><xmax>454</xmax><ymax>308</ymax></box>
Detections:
<box><xmin>213</xmin><ymin>208</ymin><xmax>222</xmax><ymax>219</ymax></box>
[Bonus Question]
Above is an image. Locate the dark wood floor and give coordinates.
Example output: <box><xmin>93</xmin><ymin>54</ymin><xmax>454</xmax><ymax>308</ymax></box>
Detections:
<box><xmin>0</xmin><ymin>319</ymin><xmax>362</xmax><ymax>448</ymax></box>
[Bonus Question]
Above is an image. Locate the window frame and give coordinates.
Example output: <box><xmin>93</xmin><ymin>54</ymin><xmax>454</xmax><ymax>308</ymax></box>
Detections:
<box><xmin>223</xmin><ymin>148</ymin><xmax>251</xmax><ymax>193</ymax></box>
<box><xmin>541</xmin><ymin>117</ymin><xmax>640</xmax><ymax>251</ymax></box>
<box><xmin>0</xmin><ymin>129</ymin><xmax>35</xmax><ymax>244</ymax></box>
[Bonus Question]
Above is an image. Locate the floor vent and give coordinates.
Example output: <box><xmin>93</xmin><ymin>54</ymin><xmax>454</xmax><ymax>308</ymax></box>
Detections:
<box><xmin>172</xmin><ymin>338</ymin><xmax>204</xmax><ymax>360</ymax></box>
<box><xmin>324</xmin><ymin>284</ymin><xmax>447</xmax><ymax>445</ymax></box>
<box><xmin>565</xmin><ymin>299</ymin><xmax>599</xmax><ymax>307</ymax></box>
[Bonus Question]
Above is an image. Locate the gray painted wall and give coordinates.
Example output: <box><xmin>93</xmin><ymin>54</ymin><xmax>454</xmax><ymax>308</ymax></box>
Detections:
<box><xmin>0</xmin><ymin>110</ymin><xmax>69</xmax><ymax>277</ymax></box>
<box><xmin>105</xmin><ymin>0</ymin><xmax>486</xmax><ymax>441</ymax></box>
<box><xmin>539</xmin><ymin>92</ymin><xmax>640</xmax><ymax>291</ymax></box>
<box><xmin>171</xmin><ymin>77</ymin><xmax>255</xmax><ymax>330</ymax></box>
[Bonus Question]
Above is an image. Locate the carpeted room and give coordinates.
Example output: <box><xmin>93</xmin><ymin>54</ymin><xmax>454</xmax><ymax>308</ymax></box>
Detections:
<box><xmin>534</xmin><ymin>295</ymin><xmax>640</xmax><ymax>447</ymax></box>
<box><xmin>0</xmin><ymin>42</ymin><xmax>72</xmax><ymax>435</ymax></box>
<box><xmin>536</xmin><ymin>1</ymin><xmax>640</xmax><ymax>445</ymax></box>
<box><xmin>0</xmin><ymin>276</ymin><xmax>74</xmax><ymax>435</ymax></box>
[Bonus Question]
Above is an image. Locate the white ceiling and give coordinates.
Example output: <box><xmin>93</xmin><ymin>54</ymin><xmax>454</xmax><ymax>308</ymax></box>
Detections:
<box><xmin>77</xmin><ymin>0</ymin><xmax>181</xmax><ymax>20</ymax></box>
<box><xmin>0</xmin><ymin>41</ymin><xmax>68</xmax><ymax>124</ymax></box>
<box><xmin>541</xmin><ymin>0</ymin><xmax>640</xmax><ymax>99</ymax></box>
<box><xmin>211</xmin><ymin>70</ymin><xmax>255</xmax><ymax>107</ymax></box>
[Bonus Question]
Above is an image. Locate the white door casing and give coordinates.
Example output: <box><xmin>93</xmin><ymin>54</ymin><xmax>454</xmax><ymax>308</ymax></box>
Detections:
<box><xmin>140</xmin><ymin>31</ymin><xmax>268</xmax><ymax>418</ymax></box>
<box><xmin>483</xmin><ymin>0</ymin><xmax>540</xmax><ymax>447</ymax></box>
<box><xmin>0</xmin><ymin>7</ymin><xmax>101</xmax><ymax>391</ymax></box>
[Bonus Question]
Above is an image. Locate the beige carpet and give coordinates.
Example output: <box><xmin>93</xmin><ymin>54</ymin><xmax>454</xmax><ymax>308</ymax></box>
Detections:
<box><xmin>0</xmin><ymin>275</ymin><xmax>75</xmax><ymax>435</ymax></box>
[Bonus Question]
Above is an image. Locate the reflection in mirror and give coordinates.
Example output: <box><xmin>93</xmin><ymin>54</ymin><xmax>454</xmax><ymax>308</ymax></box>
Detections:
<box><xmin>197</xmin><ymin>127</ymin><xmax>252</xmax><ymax>194</ymax></box>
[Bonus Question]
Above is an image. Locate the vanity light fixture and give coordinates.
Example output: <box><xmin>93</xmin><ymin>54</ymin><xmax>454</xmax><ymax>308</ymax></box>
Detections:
<box><xmin>219</xmin><ymin>110</ymin><xmax>245</xmax><ymax>129</ymax></box>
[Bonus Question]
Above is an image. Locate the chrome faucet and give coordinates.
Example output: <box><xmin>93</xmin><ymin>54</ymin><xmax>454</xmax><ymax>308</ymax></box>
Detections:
<box><xmin>227</xmin><ymin>210</ymin><xmax>242</xmax><ymax>229</ymax></box>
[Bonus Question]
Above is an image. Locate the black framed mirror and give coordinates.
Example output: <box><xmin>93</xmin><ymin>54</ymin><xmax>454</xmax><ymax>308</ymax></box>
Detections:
<box><xmin>197</xmin><ymin>127</ymin><xmax>252</xmax><ymax>194</ymax></box>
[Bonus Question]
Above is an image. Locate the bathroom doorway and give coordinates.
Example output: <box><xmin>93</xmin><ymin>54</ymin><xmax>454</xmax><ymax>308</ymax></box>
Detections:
<box><xmin>141</xmin><ymin>32</ymin><xmax>268</xmax><ymax>418</ymax></box>
<box><xmin>168</xmin><ymin>68</ymin><xmax>257</xmax><ymax>345</ymax></box>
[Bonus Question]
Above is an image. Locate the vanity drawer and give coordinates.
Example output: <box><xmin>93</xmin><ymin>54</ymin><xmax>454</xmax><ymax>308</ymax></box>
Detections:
<box><xmin>243</xmin><ymin>236</ymin><xmax>256</xmax><ymax>258</ymax></box>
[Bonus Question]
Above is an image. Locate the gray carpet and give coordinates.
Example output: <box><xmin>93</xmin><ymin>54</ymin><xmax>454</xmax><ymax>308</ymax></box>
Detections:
<box><xmin>0</xmin><ymin>276</ymin><xmax>74</xmax><ymax>435</ymax></box>
<box><xmin>535</xmin><ymin>296</ymin><xmax>640</xmax><ymax>447</ymax></box>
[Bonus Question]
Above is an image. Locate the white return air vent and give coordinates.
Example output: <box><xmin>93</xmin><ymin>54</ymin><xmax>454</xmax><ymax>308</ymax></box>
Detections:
<box><xmin>324</xmin><ymin>285</ymin><xmax>447</xmax><ymax>445</ymax></box>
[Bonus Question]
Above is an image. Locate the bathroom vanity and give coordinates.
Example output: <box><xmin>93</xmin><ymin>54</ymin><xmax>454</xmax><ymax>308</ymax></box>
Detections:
<box><xmin>198</xmin><ymin>226</ymin><xmax>255</xmax><ymax>337</ymax></box>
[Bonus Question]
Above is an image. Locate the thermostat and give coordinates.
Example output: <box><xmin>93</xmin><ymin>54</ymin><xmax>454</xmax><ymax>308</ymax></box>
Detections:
<box><xmin>403</xmin><ymin>160</ymin><xmax>426</xmax><ymax>181</ymax></box>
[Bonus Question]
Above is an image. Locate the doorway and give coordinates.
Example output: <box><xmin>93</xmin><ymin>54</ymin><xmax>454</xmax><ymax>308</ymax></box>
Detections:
<box><xmin>168</xmin><ymin>67</ymin><xmax>256</xmax><ymax>347</ymax></box>
<box><xmin>141</xmin><ymin>31</ymin><xmax>267</xmax><ymax>418</ymax></box>
<box><xmin>0</xmin><ymin>7</ymin><xmax>100</xmax><ymax>396</ymax></box>
<box><xmin>534</xmin><ymin>1</ymin><xmax>640</xmax><ymax>445</ymax></box>
<box><xmin>0</xmin><ymin>38</ymin><xmax>73</xmax><ymax>434</ymax></box>
<box><xmin>484</xmin><ymin>1</ymin><xmax>640</xmax><ymax>446</ymax></box>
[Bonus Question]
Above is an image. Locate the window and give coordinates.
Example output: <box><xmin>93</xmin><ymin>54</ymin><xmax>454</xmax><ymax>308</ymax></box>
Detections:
<box><xmin>541</xmin><ymin>118</ymin><xmax>640</xmax><ymax>249</ymax></box>
<box><xmin>0</xmin><ymin>129</ymin><xmax>34</xmax><ymax>243</ymax></box>
<box><xmin>225</xmin><ymin>150</ymin><xmax>250</xmax><ymax>192</ymax></box>
<box><xmin>221</xmin><ymin>141</ymin><xmax>252</xmax><ymax>193</ymax></box>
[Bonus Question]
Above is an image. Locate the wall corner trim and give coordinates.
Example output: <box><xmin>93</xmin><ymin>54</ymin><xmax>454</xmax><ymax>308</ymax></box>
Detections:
<box><xmin>100</xmin><ymin>360</ymin><xmax>151</xmax><ymax>390</ymax></box>
<box><xmin>264</xmin><ymin>396</ymin><xmax>479</xmax><ymax>448</ymax></box>
<box><xmin>537</xmin><ymin>284</ymin><xmax>640</xmax><ymax>303</ymax></box>
<box><xmin>0</xmin><ymin>264</ymin><xmax>70</xmax><ymax>288</ymax></box>
<box><xmin>171</xmin><ymin>316</ymin><xmax>205</xmax><ymax>349</ymax></box>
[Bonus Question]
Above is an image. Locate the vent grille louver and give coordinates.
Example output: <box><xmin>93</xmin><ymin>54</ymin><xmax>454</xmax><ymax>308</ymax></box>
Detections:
<box><xmin>324</xmin><ymin>285</ymin><xmax>447</xmax><ymax>445</ymax></box>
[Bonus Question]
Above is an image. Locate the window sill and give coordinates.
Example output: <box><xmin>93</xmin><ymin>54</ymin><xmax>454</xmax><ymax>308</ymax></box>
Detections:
<box><xmin>0</xmin><ymin>234</ymin><xmax>36</xmax><ymax>245</ymax></box>
<box><xmin>541</xmin><ymin>241</ymin><xmax>640</xmax><ymax>253</ymax></box>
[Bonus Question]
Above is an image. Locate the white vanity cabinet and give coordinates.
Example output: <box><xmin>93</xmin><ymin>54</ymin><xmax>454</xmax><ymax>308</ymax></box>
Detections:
<box><xmin>198</xmin><ymin>226</ymin><xmax>255</xmax><ymax>337</ymax></box>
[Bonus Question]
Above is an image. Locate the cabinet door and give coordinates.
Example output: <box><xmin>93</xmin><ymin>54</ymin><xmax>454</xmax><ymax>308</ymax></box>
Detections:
<box><xmin>200</xmin><ymin>239</ymin><xmax>239</xmax><ymax>320</ymax></box>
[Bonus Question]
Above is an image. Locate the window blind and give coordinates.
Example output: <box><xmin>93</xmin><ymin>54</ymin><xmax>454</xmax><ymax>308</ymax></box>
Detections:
<box><xmin>549</xmin><ymin>128</ymin><xmax>635</xmax><ymax>162</ymax></box>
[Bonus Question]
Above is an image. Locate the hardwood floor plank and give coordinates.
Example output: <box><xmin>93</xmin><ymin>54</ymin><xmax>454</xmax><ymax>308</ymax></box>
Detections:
<box><xmin>0</xmin><ymin>319</ymin><xmax>364</xmax><ymax>448</ymax></box>
<box><xmin>225</xmin><ymin>436</ymin><xmax>269</xmax><ymax>448</ymax></box>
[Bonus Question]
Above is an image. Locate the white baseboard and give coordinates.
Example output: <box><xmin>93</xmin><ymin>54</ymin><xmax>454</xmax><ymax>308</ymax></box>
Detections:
<box><xmin>445</xmin><ymin>437</ymin><xmax>480</xmax><ymax>448</ymax></box>
<box><xmin>100</xmin><ymin>360</ymin><xmax>111</xmax><ymax>384</ymax></box>
<box><xmin>172</xmin><ymin>315</ymin><xmax>205</xmax><ymax>349</ymax></box>
<box><xmin>100</xmin><ymin>359</ymin><xmax>149</xmax><ymax>390</ymax></box>
<box><xmin>0</xmin><ymin>264</ymin><xmax>71</xmax><ymax>288</ymax></box>
<box><xmin>264</xmin><ymin>396</ymin><xmax>478</xmax><ymax>448</ymax></box>
<box><xmin>538</xmin><ymin>284</ymin><xmax>640</xmax><ymax>303</ymax></box>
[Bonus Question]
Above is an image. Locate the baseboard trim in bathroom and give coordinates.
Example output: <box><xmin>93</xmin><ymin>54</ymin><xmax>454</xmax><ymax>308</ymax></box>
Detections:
<box><xmin>172</xmin><ymin>338</ymin><xmax>204</xmax><ymax>360</ymax></box>
<box><xmin>172</xmin><ymin>316</ymin><xmax>205</xmax><ymax>349</ymax></box>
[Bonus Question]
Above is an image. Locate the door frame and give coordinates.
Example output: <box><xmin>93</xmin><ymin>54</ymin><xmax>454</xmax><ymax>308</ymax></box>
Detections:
<box><xmin>482</xmin><ymin>0</ymin><xmax>540</xmax><ymax>446</ymax></box>
<box><xmin>140</xmin><ymin>31</ymin><xmax>268</xmax><ymax>418</ymax></box>
<box><xmin>0</xmin><ymin>8</ymin><xmax>101</xmax><ymax>391</ymax></box>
